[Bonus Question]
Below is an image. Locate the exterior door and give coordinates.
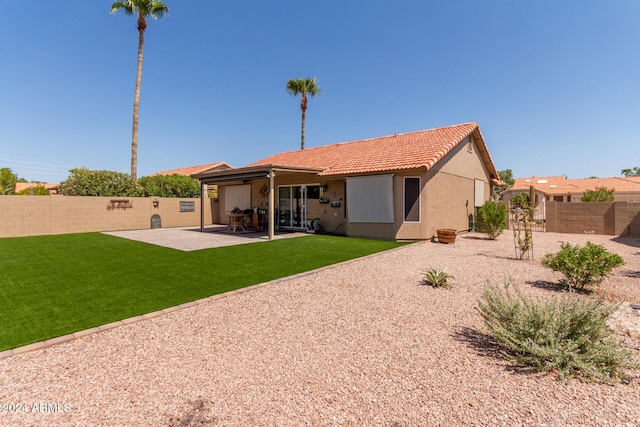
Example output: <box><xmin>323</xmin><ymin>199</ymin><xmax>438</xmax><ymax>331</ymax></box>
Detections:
<box><xmin>278</xmin><ymin>185</ymin><xmax>318</xmax><ymax>229</ymax></box>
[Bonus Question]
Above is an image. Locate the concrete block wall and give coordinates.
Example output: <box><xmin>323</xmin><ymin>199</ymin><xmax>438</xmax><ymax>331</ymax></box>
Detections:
<box><xmin>545</xmin><ymin>201</ymin><xmax>640</xmax><ymax>236</ymax></box>
<box><xmin>0</xmin><ymin>195</ymin><xmax>215</xmax><ymax>238</ymax></box>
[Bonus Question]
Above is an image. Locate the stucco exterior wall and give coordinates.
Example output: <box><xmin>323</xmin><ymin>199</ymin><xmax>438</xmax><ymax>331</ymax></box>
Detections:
<box><xmin>0</xmin><ymin>195</ymin><xmax>213</xmax><ymax>238</ymax></box>
<box><xmin>420</xmin><ymin>136</ymin><xmax>491</xmax><ymax>239</ymax></box>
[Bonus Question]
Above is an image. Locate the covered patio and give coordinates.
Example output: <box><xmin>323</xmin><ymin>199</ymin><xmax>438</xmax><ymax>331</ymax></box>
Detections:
<box><xmin>192</xmin><ymin>164</ymin><xmax>325</xmax><ymax>240</ymax></box>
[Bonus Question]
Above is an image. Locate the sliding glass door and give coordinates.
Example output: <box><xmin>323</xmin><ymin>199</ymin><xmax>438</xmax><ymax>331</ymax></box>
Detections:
<box><xmin>278</xmin><ymin>184</ymin><xmax>320</xmax><ymax>229</ymax></box>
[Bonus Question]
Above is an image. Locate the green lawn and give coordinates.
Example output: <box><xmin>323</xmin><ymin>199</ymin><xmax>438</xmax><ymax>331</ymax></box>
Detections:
<box><xmin>0</xmin><ymin>233</ymin><xmax>408</xmax><ymax>351</ymax></box>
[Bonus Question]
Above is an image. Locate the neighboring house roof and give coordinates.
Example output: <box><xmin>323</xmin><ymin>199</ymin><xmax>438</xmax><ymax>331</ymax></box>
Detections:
<box><xmin>248</xmin><ymin>122</ymin><xmax>500</xmax><ymax>179</ymax></box>
<box><xmin>14</xmin><ymin>182</ymin><xmax>59</xmax><ymax>194</ymax></box>
<box><xmin>507</xmin><ymin>176</ymin><xmax>640</xmax><ymax>196</ymax></box>
<box><xmin>152</xmin><ymin>162</ymin><xmax>233</xmax><ymax>177</ymax></box>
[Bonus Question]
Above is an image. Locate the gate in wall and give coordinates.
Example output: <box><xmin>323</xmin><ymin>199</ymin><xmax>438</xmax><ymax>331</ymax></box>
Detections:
<box><xmin>508</xmin><ymin>202</ymin><xmax>546</xmax><ymax>232</ymax></box>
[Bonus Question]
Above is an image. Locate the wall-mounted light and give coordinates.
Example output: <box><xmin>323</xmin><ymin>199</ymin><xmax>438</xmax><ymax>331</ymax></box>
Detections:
<box><xmin>153</xmin><ymin>199</ymin><xmax>159</xmax><ymax>208</ymax></box>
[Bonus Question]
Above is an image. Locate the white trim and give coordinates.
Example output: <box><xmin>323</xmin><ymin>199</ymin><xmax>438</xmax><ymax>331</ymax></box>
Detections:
<box><xmin>403</xmin><ymin>176</ymin><xmax>421</xmax><ymax>223</ymax></box>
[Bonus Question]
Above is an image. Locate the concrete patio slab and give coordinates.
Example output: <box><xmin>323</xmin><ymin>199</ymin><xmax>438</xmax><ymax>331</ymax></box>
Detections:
<box><xmin>103</xmin><ymin>225</ymin><xmax>310</xmax><ymax>251</ymax></box>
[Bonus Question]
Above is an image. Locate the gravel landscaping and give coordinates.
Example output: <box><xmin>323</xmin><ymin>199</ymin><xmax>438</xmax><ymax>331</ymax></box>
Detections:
<box><xmin>1</xmin><ymin>231</ymin><xmax>639</xmax><ymax>426</ymax></box>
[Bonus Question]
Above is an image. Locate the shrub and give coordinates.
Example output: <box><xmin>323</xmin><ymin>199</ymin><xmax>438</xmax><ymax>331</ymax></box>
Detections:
<box><xmin>422</xmin><ymin>266</ymin><xmax>454</xmax><ymax>287</ymax></box>
<box><xmin>511</xmin><ymin>192</ymin><xmax>529</xmax><ymax>205</ymax></box>
<box><xmin>138</xmin><ymin>174</ymin><xmax>201</xmax><ymax>198</ymax></box>
<box><xmin>59</xmin><ymin>168</ymin><xmax>144</xmax><ymax>197</ymax></box>
<box><xmin>541</xmin><ymin>242</ymin><xmax>624</xmax><ymax>291</ymax></box>
<box><xmin>581</xmin><ymin>187</ymin><xmax>615</xmax><ymax>202</ymax></box>
<box><xmin>478</xmin><ymin>282</ymin><xmax>639</xmax><ymax>383</ymax></box>
<box><xmin>476</xmin><ymin>200</ymin><xmax>508</xmax><ymax>239</ymax></box>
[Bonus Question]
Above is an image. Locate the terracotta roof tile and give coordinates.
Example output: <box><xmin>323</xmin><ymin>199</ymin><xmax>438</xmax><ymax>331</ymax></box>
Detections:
<box><xmin>14</xmin><ymin>182</ymin><xmax>59</xmax><ymax>193</ymax></box>
<box><xmin>509</xmin><ymin>176</ymin><xmax>640</xmax><ymax>195</ymax></box>
<box><xmin>249</xmin><ymin>123</ymin><xmax>498</xmax><ymax>177</ymax></box>
<box><xmin>151</xmin><ymin>162</ymin><xmax>233</xmax><ymax>177</ymax></box>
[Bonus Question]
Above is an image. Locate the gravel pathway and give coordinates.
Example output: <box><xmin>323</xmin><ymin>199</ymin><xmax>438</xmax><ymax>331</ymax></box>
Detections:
<box><xmin>1</xmin><ymin>231</ymin><xmax>639</xmax><ymax>426</ymax></box>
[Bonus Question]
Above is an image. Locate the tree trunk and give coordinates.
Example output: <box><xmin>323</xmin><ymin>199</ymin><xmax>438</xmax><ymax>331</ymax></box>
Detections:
<box><xmin>131</xmin><ymin>16</ymin><xmax>146</xmax><ymax>180</ymax></box>
<box><xmin>300</xmin><ymin>107</ymin><xmax>306</xmax><ymax>150</ymax></box>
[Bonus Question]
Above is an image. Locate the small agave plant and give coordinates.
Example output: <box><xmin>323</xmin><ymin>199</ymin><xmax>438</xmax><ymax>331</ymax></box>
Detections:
<box><xmin>422</xmin><ymin>266</ymin><xmax>454</xmax><ymax>287</ymax></box>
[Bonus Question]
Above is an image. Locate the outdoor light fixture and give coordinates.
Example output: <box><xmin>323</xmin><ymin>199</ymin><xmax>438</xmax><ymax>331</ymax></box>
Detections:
<box><xmin>153</xmin><ymin>199</ymin><xmax>159</xmax><ymax>208</ymax></box>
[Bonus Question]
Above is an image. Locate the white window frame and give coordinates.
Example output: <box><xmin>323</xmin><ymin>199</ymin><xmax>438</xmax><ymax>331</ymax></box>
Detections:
<box><xmin>403</xmin><ymin>176</ymin><xmax>421</xmax><ymax>222</ymax></box>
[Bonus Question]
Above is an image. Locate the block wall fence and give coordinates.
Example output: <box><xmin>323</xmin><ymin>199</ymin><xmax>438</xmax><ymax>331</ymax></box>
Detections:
<box><xmin>544</xmin><ymin>201</ymin><xmax>640</xmax><ymax>236</ymax></box>
<box><xmin>0</xmin><ymin>195</ymin><xmax>220</xmax><ymax>238</ymax></box>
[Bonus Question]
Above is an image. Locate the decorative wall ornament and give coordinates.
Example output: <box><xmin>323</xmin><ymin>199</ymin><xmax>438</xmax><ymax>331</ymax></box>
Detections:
<box><xmin>259</xmin><ymin>183</ymin><xmax>268</xmax><ymax>198</ymax></box>
<box><xmin>107</xmin><ymin>199</ymin><xmax>133</xmax><ymax>210</ymax></box>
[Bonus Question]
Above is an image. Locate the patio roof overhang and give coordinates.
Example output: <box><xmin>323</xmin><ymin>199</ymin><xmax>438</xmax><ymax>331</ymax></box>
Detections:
<box><xmin>192</xmin><ymin>164</ymin><xmax>326</xmax><ymax>240</ymax></box>
<box><xmin>191</xmin><ymin>164</ymin><xmax>325</xmax><ymax>185</ymax></box>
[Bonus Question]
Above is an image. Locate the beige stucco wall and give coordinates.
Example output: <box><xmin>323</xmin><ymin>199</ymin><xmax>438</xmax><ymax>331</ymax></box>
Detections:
<box><xmin>0</xmin><ymin>195</ymin><xmax>214</xmax><ymax>238</ymax></box>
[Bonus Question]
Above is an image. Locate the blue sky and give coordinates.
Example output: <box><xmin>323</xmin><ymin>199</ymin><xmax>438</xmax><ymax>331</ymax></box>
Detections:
<box><xmin>1</xmin><ymin>1</ymin><xmax>639</xmax><ymax>183</ymax></box>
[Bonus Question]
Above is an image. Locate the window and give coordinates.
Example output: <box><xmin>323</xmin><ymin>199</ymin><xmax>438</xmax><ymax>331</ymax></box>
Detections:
<box><xmin>225</xmin><ymin>184</ymin><xmax>251</xmax><ymax>212</ymax></box>
<box><xmin>404</xmin><ymin>177</ymin><xmax>420</xmax><ymax>222</ymax></box>
<box><xmin>306</xmin><ymin>185</ymin><xmax>320</xmax><ymax>199</ymax></box>
<box><xmin>554</xmin><ymin>195</ymin><xmax>563</xmax><ymax>202</ymax></box>
<box><xmin>346</xmin><ymin>175</ymin><xmax>394</xmax><ymax>223</ymax></box>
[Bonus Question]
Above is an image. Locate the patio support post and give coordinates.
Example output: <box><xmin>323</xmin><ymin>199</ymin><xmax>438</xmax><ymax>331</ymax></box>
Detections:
<box><xmin>200</xmin><ymin>181</ymin><xmax>205</xmax><ymax>232</ymax></box>
<box><xmin>267</xmin><ymin>170</ymin><xmax>276</xmax><ymax>240</ymax></box>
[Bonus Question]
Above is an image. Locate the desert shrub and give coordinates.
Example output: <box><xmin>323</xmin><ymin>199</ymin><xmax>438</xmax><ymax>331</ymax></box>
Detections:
<box><xmin>422</xmin><ymin>266</ymin><xmax>454</xmax><ymax>287</ymax></box>
<box><xmin>478</xmin><ymin>282</ymin><xmax>639</xmax><ymax>383</ymax></box>
<box><xmin>541</xmin><ymin>242</ymin><xmax>624</xmax><ymax>291</ymax></box>
<box><xmin>510</xmin><ymin>199</ymin><xmax>534</xmax><ymax>260</ymax></box>
<box><xmin>138</xmin><ymin>174</ymin><xmax>201</xmax><ymax>198</ymax></box>
<box><xmin>16</xmin><ymin>185</ymin><xmax>50</xmax><ymax>195</ymax></box>
<box><xmin>59</xmin><ymin>168</ymin><xmax>143</xmax><ymax>197</ymax></box>
<box><xmin>476</xmin><ymin>200</ymin><xmax>508</xmax><ymax>239</ymax></box>
<box><xmin>581</xmin><ymin>187</ymin><xmax>615</xmax><ymax>202</ymax></box>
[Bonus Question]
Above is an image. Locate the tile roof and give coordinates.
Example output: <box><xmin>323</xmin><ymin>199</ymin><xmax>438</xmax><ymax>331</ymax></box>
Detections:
<box><xmin>151</xmin><ymin>162</ymin><xmax>233</xmax><ymax>177</ymax></box>
<box><xmin>14</xmin><ymin>182</ymin><xmax>59</xmax><ymax>194</ymax></box>
<box><xmin>509</xmin><ymin>176</ymin><xmax>640</xmax><ymax>195</ymax></box>
<box><xmin>248</xmin><ymin>122</ymin><xmax>499</xmax><ymax>178</ymax></box>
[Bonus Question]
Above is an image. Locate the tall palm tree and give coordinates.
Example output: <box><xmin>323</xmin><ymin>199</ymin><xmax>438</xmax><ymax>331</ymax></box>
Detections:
<box><xmin>286</xmin><ymin>77</ymin><xmax>321</xmax><ymax>150</ymax></box>
<box><xmin>110</xmin><ymin>0</ymin><xmax>169</xmax><ymax>180</ymax></box>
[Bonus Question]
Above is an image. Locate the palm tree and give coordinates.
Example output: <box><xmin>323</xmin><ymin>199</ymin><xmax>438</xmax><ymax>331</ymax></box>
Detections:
<box><xmin>110</xmin><ymin>0</ymin><xmax>169</xmax><ymax>180</ymax></box>
<box><xmin>286</xmin><ymin>77</ymin><xmax>321</xmax><ymax>150</ymax></box>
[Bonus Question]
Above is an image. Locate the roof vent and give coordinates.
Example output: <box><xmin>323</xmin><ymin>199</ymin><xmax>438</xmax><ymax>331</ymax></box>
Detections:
<box><xmin>525</xmin><ymin>179</ymin><xmax>531</xmax><ymax>182</ymax></box>
<box><xmin>550</xmin><ymin>184</ymin><xmax>556</xmax><ymax>188</ymax></box>
<box><xmin>537</xmin><ymin>179</ymin><xmax>548</xmax><ymax>184</ymax></box>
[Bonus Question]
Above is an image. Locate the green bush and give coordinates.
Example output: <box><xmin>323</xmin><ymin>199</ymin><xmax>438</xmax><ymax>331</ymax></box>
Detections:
<box><xmin>138</xmin><ymin>174</ymin><xmax>201</xmax><ymax>198</ymax></box>
<box><xmin>511</xmin><ymin>192</ymin><xmax>529</xmax><ymax>205</ymax></box>
<box><xmin>422</xmin><ymin>266</ymin><xmax>454</xmax><ymax>287</ymax></box>
<box><xmin>16</xmin><ymin>185</ymin><xmax>50</xmax><ymax>195</ymax></box>
<box><xmin>581</xmin><ymin>187</ymin><xmax>615</xmax><ymax>202</ymax></box>
<box><xmin>476</xmin><ymin>200</ymin><xmax>508</xmax><ymax>239</ymax></box>
<box><xmin>59</xmin><ymin>168</ymin><xmax>143</xmax><ymax>197</ymax></box>
<box><xmin>478</xmin><ymin>282</ymin><xmax>639</xmax><ymax>383</ymax></box>
<box><xmin>541</xmin><ymin>242</ymin><xmax>624</xmax><ymax>291</ymax></box>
